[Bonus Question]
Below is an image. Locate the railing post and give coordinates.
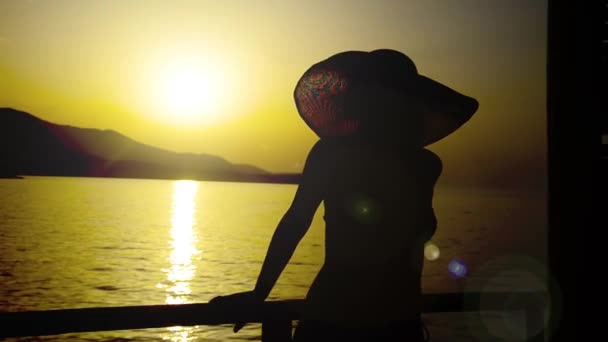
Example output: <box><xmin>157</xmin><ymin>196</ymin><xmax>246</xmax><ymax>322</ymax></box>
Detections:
<box><xmin>261</xmin><ymin>319</ymin><xmax>292</xmax><ymax>342</ymax></box>
<box><xmin>525</xmin><ymin>303</ymin><xmax>545</xmax><ymax>342</ymax></box>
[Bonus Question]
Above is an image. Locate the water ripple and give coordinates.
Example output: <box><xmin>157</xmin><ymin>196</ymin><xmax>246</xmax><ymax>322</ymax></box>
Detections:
<box><xmin>95</xmin><ymin>285</ymin><xmax>121</xmax><ymax>291</ymax></box>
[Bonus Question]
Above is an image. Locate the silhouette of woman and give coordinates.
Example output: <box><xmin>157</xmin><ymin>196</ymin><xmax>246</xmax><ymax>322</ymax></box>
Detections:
<box><xmin>211</xmin><ymin>49</ymin><xmax>478</xmax><ymax>341</ymax></box>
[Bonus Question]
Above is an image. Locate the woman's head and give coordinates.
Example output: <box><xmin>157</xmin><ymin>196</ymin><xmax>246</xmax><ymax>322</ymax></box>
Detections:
<box><xmin>294</xmin><ymin>49</ymin><xmax>478</xmax><ymax>147</ymax></box>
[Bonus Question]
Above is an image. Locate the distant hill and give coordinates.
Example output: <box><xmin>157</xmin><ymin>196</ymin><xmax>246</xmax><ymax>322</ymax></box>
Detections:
<box><xmin>0</xmin><ymin>108</ymin><xmax>300</xmax><ymax>183</ymax></box>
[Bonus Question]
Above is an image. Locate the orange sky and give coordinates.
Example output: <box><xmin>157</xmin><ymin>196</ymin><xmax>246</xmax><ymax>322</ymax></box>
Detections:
<box><xmin>0</xmin><ymin>1</ymin><xmax>547</xmax><ymax>188</ymax></box>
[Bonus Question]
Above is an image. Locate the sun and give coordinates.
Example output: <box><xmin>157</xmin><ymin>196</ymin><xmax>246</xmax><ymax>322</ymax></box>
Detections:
<box><xmin>155</xmin><ymin>58</ymin><xmax>225</xmax><ymax>125</ymax></box>
<box><xmin>136</xmin><ymin>50</ymin><xmax>247</xmax><ymax>127</ymax></box>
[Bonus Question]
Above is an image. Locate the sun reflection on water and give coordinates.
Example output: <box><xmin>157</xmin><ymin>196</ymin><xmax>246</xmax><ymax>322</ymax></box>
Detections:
<box><xmin>162</xmin><ymin>180</ymin><xmax>201</xmax><ymax>341</ymax></box>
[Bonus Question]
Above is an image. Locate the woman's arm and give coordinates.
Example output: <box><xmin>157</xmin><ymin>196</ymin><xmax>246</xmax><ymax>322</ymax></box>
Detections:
<box><xmin>253</xmin><ymin>141</ymin><xmax>327</xmax><ymax>299</ymax></box>
<box><xmin>252</xmin><ymin>203</ymin><xmax>318</xmax><ymax>299</ymax></box>
<box><xmin>210</xmin><ymin>141</ymin><xmax>327</xmax><ymax>332</ymax></box>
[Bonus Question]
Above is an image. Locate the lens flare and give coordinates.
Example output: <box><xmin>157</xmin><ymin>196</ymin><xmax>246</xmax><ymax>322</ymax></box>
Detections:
<box><xmin>424</xmin><ymin>241</ymin><xmax>440</xmax><ymax>261</ymax></box>
<box><xmin>448</xmin><ymin>258</ymin><xmax>468</xmax><ymax>279</ymax></box>
<box><xmin>348</xmin><ymin>196</ymin><xmax>379</xmax><ymax>224</ymax></box>
<box><xmin>463</xmin><ymin>254</ymin><xmax>557</xmax><ymax>341</ymax></box>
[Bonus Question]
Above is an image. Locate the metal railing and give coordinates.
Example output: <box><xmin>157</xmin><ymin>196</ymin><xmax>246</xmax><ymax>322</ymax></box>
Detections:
<box><xmin>0</xmin><ymin>291</ymin><xmax>547</xmax><ymax>341</ymax></box>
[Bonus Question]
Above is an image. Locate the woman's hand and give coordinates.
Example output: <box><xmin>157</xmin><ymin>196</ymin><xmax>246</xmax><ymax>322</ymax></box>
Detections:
<box><xmin>209</xmin><ymin>291</ymin><xmax>265</xmax><ymax>333</ymax></box>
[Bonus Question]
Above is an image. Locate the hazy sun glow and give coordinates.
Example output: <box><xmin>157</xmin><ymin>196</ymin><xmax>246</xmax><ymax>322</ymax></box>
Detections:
<box><xmin>152</xmin><ymin>56</ymin><xmax>227</xmax><ymax>125</ymax></box>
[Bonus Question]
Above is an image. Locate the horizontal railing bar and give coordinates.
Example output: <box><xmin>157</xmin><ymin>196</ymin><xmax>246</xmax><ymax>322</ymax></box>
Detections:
<box><xmin>0</xmin><ymin>291</ymin><xmax>546</xmax><ymax>338</ymax></box>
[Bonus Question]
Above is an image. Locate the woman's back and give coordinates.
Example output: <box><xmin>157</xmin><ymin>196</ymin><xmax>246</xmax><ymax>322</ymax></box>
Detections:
<box><xmin>302</xmin><ymin>139</ymin><xmax>441</xmax><ymax>322</ymax></box>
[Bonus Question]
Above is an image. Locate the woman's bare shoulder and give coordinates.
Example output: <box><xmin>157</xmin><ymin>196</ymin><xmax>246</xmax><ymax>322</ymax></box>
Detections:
<box><xmin>306</xmin><ymin>139</ymin><xmax>344</xmax><ymax>163</ymax></box>
<box><xmin>306</xmin><ymin>140</ymin><xmax>330</xmax><ymax>163</ymax></box>
<box><xmin>301</xmin><ymin>140</ymin><xmax>336</xmax><ymax>178</ymax></box>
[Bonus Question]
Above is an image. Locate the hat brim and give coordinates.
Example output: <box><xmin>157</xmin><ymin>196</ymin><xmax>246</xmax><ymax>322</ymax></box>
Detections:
<box><xmin>415</xmin><ymin>75</ymin><xmax>479</xmax><ymax>146</ymax></box>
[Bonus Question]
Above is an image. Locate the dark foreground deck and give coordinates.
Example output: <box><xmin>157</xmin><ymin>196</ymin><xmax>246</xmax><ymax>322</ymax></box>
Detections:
<box><xmin>0</xmin><ymin>291</ymin><xmax>547</xmax><ymax>341</ymax></box>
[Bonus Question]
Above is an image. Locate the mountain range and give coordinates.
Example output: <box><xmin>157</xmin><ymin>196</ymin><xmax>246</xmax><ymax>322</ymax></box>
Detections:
<box><xmin>0</xmin><ymin>108</ymin><xmax>300</xmax><ymax>183</ymax></box>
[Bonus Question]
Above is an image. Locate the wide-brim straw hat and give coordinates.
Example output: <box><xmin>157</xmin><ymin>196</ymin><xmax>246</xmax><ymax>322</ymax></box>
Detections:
<box><xmin>293</xmin><ymin>49</ymin><xmax>479</xmax><ymax>146</ymax></box>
